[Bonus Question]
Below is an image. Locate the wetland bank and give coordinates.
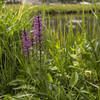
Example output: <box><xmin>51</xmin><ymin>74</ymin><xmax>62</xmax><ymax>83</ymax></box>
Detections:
<box><xmin>0</xmin><ymin>1</ymin><xmax>100</xmax><ymax>100</ymax></box>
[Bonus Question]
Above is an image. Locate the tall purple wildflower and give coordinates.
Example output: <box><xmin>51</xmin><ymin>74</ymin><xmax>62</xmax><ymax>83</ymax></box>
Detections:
<box><xmin>34</xmin><ymin>15</ymin><xmax>43</xmax><ymax>43</ymax></box>
<box><xmin>21</xmin><ymin>28</ymin><xmax>31</xmax><ymax>57</ymax></box>
<box><xmin>33</xmin><ymin>15</ymin><xmax>43</xmax><ymax>63</ymax></box>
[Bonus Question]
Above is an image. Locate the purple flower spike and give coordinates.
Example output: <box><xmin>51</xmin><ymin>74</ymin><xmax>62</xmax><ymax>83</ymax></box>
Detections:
<box><xmin>21</xmin><ymin>28</ymin><xmax>31</xmax><ymax>56</ymax></box>
<box><xmin>33</xmin><ymin>15</ymin><xmax>43</xmax><ymax>43</ymax></box>
<box><xmin>33</xmin><ymin>15</ymin><xmax>43</xmax><ymax>64</ymax></box>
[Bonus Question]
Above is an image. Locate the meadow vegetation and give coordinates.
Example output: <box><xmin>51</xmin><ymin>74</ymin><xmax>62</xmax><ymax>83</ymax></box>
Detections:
<box><xmin>0</xmin><ymin>1</ymin><xmax>100</xmax><ymax>100</ymax></box>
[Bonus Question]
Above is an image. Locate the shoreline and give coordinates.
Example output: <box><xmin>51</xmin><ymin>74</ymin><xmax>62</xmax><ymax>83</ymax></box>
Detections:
<box><xmin>6</xmin><ymin>4</ymin><xmax>100</xmax><ymax>15</ymax></box>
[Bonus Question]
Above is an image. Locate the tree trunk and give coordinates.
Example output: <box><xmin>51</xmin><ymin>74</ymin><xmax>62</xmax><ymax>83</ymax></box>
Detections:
<box><xmin>13</xmin><ymin>0</ymin><xmax>16</xmax><ymax>3</ymax></box>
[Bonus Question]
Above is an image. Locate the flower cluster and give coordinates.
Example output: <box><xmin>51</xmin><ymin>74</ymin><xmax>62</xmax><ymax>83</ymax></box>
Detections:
<box><xmin>33</xmin><ymin>15</ymin><xmax>43</xmax><ymax>46</ymax></box>
<box><xmin>21</xmin><ymin>28</ymin><xmax>31</xmax><ymax>56</ymax></box>
<box><xmin>21</xmin><ymin>15</ymin><xmax>43</xmax><ymax>58</ymax></box>
<box><xmin>33</xmin><ymin>15</ymin><xmax>43</xmax><ymax>63</ymax></box>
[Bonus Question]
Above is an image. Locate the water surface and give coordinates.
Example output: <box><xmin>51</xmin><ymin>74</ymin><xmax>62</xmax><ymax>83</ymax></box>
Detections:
<box><xmin>45</xmin><ymin>14</ymin><xmax>100</xmax><ymax>38</ymax></box>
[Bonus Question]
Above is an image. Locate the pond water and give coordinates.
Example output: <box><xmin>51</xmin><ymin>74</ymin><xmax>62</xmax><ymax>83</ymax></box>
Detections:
<box><xmin>45</xmin><ymin>14</ymin><xmax>100</xmax><ymax>38</ymax></box>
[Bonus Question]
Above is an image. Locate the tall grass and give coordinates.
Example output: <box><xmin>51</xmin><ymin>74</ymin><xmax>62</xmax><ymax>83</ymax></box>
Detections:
<box><xmin>0</xmin><ymin>2</ymin><xmax>100</xmax><ymax>100</ymax></box>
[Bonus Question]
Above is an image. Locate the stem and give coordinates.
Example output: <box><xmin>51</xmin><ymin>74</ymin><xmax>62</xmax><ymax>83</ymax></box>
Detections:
<box><xmin>38</xmin><ymin>15</ymin><xmax>42</xmax><ymax>67</ymax></box>
<box><xmin>31</xmin><ymin>38</ymin><xmax>34</xmax><ymax>57</ymax></box>
<box><xmin>27</xmin><ymin>49</ymin><xmax>30</xmax><ymax>64</ymax></box>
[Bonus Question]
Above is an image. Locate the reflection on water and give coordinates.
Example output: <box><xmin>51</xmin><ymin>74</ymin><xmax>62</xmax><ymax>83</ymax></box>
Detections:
<box><xmin>45</xmin><ymin>14</ymin><xmax>100</xmax><ymax>38</ymax></box>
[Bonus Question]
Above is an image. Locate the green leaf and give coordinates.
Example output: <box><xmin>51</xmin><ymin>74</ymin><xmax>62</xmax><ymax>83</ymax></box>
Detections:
<box><xmin>47</xmin><ymin>73</ymin><xmax>53</xmax><ymax>83</ymax></box>
<box><xmin>66</xmin><ymin>92</ymin><xmax>73</xmax><ymax>100</ymax></box>
<box><xmin>86</xmin><ymin>81</ymin><xmax>100</xmax><ymax>89</ymax></box>
<box><xmin>98</xmin><ymin>89</ymin><xmax>100</xmax><ymax>100</ymax></box>
<box><xmin>8</xmin><ymin>79</ymin><xmax>25</xmax><ymax>86</ymax></box>
<box><xmin>69</xmin><ymin>54</ymin><xmax>79</xmax><ymax>60</ymax></box>
<box><xmin>14</xmin><ymin>94</ymin><xmax>33</xmax><ymax>99</ymax></box>
<box><xmin>49</xmin><ymin>48</ymin><xmax>54</xmax><ymax>57</ymax></box>
<box><xmin>0</xmin><ymin>46</ymin><xmax>2</xmax><ymax>60</ymax></box>
<box><xmin>49</xmin><ymin>66</ymin><xmax>58</xmax><ymax>71</ymax></box>
<box><xmin>69</xmin><ymin>72</ymin><xmax>78</xmax><ymax>88</ymax></box>
<box><xmin>13</xmin><ymin>85</ymin><xmax>35</xmax><ymax>91</ymax></box>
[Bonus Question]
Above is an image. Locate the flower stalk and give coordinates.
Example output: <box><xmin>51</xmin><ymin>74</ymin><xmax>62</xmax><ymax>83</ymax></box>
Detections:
<box><xmin>33</xmin><ymin>15</ymin><xmax>43</xmax><ymax>65</ymax></box>
<box><xmin>21</xmin><ymin>28</ymin><xmax>31</xmax><ymax>62</ymax></box>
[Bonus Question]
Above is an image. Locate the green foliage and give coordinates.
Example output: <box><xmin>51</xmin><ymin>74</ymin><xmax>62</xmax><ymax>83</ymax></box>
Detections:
<box><xmin>0</xmin><ymin>3</ymin><xmax>100</xmax><ymax>100</ymax></box>
<box><xmin>69</xmin><ymin>72</ymin><xmax>78</xmax><ymax>88</ymax></box>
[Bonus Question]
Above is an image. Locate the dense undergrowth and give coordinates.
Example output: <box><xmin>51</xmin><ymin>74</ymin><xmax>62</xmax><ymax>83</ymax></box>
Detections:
<box><xmin>0</xmin><ymin>1</ymin><xmax>100</xmax><ymax>100</ymax></box>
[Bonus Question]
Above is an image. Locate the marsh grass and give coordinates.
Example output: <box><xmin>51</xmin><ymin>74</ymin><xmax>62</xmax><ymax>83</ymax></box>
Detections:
<box><xmin>0</xmin><ymin>2</ymin><xmax>100</xmax><ymax>100</ymax></box>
